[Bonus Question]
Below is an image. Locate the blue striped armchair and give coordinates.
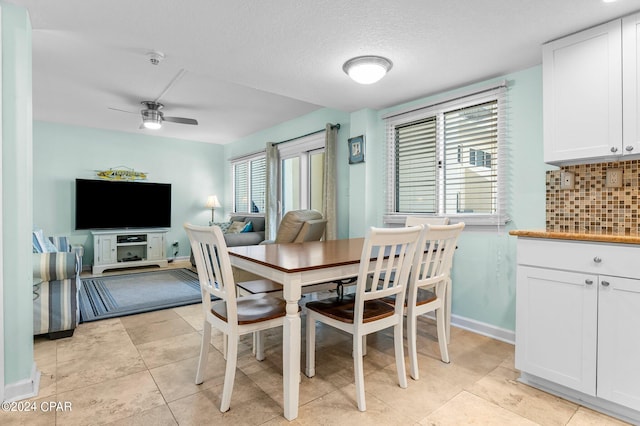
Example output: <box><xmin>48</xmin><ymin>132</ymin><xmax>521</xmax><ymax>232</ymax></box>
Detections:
<box><xmin>32</xmin><ymin>233</ymin><xmax>81</xmax><ymax>339</ymax></box>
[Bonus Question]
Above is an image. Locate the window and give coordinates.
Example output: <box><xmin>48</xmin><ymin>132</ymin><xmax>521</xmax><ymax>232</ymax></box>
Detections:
<box><xmin>277</xmin><ymin>132</ymin><xmax>325</xmax><ymax>218</ymax></box>
<box><xmin>385</xmin><ymin>84</ymin><xmax>508</xmax><ymax>225</ymax></box>
<box><xmin>232</xmin><ymin>154</ymin><xmax>266</xmax><ymax>213</ymax></box>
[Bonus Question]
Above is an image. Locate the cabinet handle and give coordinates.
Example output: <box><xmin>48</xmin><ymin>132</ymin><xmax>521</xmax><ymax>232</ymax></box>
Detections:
<box><xmin>585</xmin><ymin>279</ymin><xmax>593</xmax><ymax>285</ymax></box>
<box><xmin>601</xmin><ymin>280</ymin><xmax>610</xmax><ymax>287</ymax></box>
<box><xmin>593</xmin><ymin>256</ymin><xmax>602</xmax><ymax>263</ymax></box>
<box><xmin>625</xmin><ymin>145</ymin><xmax>634</xmax><ymax>152</ymax></box>
<box><xmin>610</xmin><ymin>146</ymin><xmax>618</xmax><ymax>153</ymax></box>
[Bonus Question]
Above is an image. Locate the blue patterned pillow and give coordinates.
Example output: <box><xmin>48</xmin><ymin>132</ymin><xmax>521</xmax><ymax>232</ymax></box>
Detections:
<box><xmin>32</xmin><ymin>228</ymin><xmax>58</xmax><ymax>253</ymax></box>
<box><xmin>241</xmin><ymin>221</ymin><xmax>253</xmax><ymax>233</ymax></box>
<box><xmin>210</xmin><ymin>221</ymin><xmax>232</xmax><ymax>233</ymax></box>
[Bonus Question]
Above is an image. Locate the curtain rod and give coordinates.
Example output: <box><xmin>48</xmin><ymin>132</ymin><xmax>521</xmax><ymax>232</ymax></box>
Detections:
<box><xmin>274</xmin><ymin>123</ymin><xmax>340</xmax><ymax>145</ymax></box>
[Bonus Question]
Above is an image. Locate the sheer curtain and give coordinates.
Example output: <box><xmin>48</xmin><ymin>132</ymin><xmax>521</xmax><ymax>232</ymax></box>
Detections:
<box><xmin>264</xmin><ymin>142</ymin><xmax>278</xmax><ymax>241</ymax></box>
<box><xmin>322</xmin><ymin>123</ymin><xmax>338</xmax><ymax>240</ymax></box>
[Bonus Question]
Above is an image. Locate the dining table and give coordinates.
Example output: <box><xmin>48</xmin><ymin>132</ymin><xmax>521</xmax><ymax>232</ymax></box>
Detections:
<box><xmin>227</xmin><ymin>237</ymin><xmax>453</xmax><ymax>420</ymax></box>
<box><xmin>228</xmin><ymin>238</ymin><xmax>367</xmax><ymax>420</ymax></box>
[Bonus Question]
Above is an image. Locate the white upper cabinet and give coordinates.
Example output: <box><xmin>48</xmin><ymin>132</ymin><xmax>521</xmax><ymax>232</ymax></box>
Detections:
<box><xmin>623</xmin><ymin>13</ymin><xmax>640</xmax><ymax>157</ymax></box>
<box><xmin>543</xmin><ymin>20</ymin><xmax>623</xmax><ymax>164</ymax></box>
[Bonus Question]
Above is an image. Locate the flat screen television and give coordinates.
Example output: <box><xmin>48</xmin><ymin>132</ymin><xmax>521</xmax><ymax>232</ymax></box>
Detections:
<box><xmin>75</xmin><ymin>179</ymin><xmax>172</xmax><ymax>230</ymax></box>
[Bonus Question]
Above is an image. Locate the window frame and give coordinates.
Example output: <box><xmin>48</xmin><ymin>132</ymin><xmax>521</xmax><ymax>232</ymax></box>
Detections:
<box><xmin>384</xmin><ymin>84</ymin><xmax>509</xmax><ymax>227</ymax></box>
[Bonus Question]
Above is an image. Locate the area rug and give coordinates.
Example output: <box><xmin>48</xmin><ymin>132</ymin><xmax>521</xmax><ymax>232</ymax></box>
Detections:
<box><xmin>79</xmin><ymin>268</ymin><xmax>207</xmax><ymax>322</ymax></box>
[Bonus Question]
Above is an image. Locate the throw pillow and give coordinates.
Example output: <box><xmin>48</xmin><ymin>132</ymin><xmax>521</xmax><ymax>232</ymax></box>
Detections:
<box><xmin>241</xmin><ymin>221</ymin><xmax>253</xmax><ymax>233</ymax></box>
<box><xmin>227</xmin><ymin>221</ymin><xmax>246</xmax><ymax>234</ymax></box>
<box><xmin>32</xmin><ymin>228</ymin><xmax>58</xmax><ymax>253</ymax></box>
<box><xmin>210</xmin><ymin>221</ymin><xmax>232</xmax><ymax>233</ymax></box>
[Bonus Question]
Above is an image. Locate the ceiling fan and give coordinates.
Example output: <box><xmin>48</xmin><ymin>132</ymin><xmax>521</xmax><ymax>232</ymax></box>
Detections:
<box><xmin>138</xmin><ymin>101</ymin><xmax>198</xmax><ymax>129</ymax></box>
<box><xmin>109</xmin><ymin>68</ymin><xmax>198</xmax><ymax>130</ymax></box>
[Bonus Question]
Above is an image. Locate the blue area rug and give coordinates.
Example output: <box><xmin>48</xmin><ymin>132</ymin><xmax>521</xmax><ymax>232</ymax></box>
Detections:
<box><xmin>79</xmin><ymin>268</ymin><xmax>207</xmax><ymax>322</ymax></box>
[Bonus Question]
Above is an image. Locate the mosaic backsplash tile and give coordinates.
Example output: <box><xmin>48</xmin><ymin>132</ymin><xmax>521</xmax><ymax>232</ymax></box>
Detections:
<box><xmin>546</xmin><ymin>159</ymin><xmax>640</xmax><ymax>236</ymax></box>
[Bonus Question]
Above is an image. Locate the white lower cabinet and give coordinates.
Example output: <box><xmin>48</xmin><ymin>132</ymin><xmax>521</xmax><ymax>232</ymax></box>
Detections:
<box><xmin>597</xmin><ymin>275</ymin><xmax>640</xmax><ymax>410</ymax></box>
<box><xmin>515</xmin><ymin>238</ymin><xmax>640</xmax><ymax>423</ymax></box>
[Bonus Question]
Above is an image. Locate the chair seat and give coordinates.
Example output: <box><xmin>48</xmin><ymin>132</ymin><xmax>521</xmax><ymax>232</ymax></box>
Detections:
<box><xmin>237</xmin><ymin>279</ymin><xmax>283</xmax><ymax>294</ymax></box>
<box><xmin>211</xmin><ymin>293</ymin><xmax>288</xmax><ymax>325</ymax></box>
<box><xmin>306</xmin><ymin>295</ymin><xmax>395</xmax><ymax>324</ymax></box>
<box><xmin>382</xmin><ymin>288</ymin><xmax>437</xmax><ymax>307</ymax></box>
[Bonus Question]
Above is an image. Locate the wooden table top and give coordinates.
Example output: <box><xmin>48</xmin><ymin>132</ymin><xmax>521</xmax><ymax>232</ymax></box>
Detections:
<box><xmin>228</xmin><ymin>238</ymin><xmax>366</xmax><ymax>273</ymax></box>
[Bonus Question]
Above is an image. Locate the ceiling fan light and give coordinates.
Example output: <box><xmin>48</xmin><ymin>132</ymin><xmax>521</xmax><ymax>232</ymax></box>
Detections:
<box><xmin>143</xmin><ymin>118</ymin><xmax>162</xmax><ymax>130</ymax></box>
<box><xmin>142</xmin><ymin>109</ymin><xmax>162</xmax><ymax>129</ymax></box>
<box><xmin>343</xmin><ymin>56</ymin><xmax>393</xmax><ymax>85</ymax></box>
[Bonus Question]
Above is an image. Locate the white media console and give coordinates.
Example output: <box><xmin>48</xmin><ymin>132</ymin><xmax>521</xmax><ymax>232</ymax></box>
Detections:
<box><xmin>91</xmin><ymin>229</ymin><xmax>168</xmax><ymax>274</ymax></box>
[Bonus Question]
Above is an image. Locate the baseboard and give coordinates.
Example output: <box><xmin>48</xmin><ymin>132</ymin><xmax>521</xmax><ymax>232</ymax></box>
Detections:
<box><xmin>423</xmin><ymin>312</ymin><xmax>515</xmax><ymax>345</ymax></box>
<box><xmin>3</xmin><ymin>362</ymin><xmax>40</xmax><ymax>402</ymax></box>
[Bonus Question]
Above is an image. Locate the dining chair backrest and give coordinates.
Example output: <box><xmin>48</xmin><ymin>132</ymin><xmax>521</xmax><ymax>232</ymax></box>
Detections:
<box><xmin>184</xmin><ymin>223</ymin><xmax>239</xmax><ymax>323</ymax></box>
<box><xmin>354</xmin><ymin>225</ymin><xmax>422</xmax><ymax>320</ymax></box>
<box><xmin>411</xmin><ymin>223</ymin><xmax>464</xmax><ymax>297</ymax></box>
<box><xmin>405</xmin><ymin>216</ymin><xmax>450</xmax><ymax>226</ymax></box>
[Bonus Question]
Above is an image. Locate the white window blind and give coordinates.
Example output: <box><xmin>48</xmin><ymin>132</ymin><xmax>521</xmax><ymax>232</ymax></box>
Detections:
<box><xmin>232</xmin><ymin>155</ymin><xmax>266</xmax><ymax>214</ymax></box>
<box><xmin>385</xmin><ymin>83</ymin><xmax>509</xmax><ymax>226</ymax></box>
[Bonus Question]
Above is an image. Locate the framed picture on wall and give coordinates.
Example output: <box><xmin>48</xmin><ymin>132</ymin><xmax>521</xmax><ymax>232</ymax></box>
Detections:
<box><xmin>348</xmin><ymin>135</ymin><xmax>365</xmax><ymax>164</ymax></box>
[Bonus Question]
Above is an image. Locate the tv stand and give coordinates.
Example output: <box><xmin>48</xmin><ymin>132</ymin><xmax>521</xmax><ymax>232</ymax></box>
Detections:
<box><xmin>91</xmin><ymin>229</ymin><xmax>169</xmax><ymax>274</ymax></box>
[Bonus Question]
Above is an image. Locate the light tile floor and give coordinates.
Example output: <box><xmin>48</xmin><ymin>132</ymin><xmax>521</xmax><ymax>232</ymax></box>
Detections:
<box><xmin>3</xmin><ymin>262</ymin><xmax>631</xmax><ymax>425</ymax></box>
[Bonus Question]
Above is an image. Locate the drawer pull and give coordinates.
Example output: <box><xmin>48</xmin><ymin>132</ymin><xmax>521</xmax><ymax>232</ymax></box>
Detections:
<box><xmin>593</xmin><ymin>256</ymin><xmax>602</xmax><ymax>263</ymax></box>
<box><xmin>611</xmin><ymin>146</ymin><xmax>618</xmax><ymax>153</ymax></box>
<box><xmin>625</xmin><ymin>145</ymin><xmax>634</xmax><ymax>152</ymax></box>
<box><xmin>601</xmin><ymin>280</ymin><xmax>610</xmax><ymax>287</ymax></box>
<box><xmin>585</xmin><ymin>279</ymin><xmax>594</xmax><ymax>285</ymax></box>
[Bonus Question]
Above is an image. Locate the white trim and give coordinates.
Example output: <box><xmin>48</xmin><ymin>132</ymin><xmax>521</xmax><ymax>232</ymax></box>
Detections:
<box><xmin>0</xmin><ymin>6</ymin><xmax>4</xmax><ymax>403</ymax></box>
<box><xmin>422</xmin><ymin>312</ymin><xmax>515</xmax><ymax>345</ymax></box>
<box><xmin>3</xmin><ymin>363</ymin><xmax>40</xmax><ymax>402</ymax></box>
<box><xmin>381</xmin><ymin>79</ymin><xmax>507</xmax><ymax>120</ymax></box>
<box><xmin>228</xmin><ymin>149</ymin><xmax>266</xmax><ymax>163</ymax></box>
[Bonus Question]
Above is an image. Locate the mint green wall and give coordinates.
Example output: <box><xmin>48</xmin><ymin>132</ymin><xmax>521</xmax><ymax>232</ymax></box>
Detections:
<box><xmin>376</xmin><ymin>66</ymin><xmax>546</xmax><ymax>331</ymax></box>
<box><xmin>226</xmin><ymin>66</ymin><xmax>545</xmax><ymax>333</ymax></box>
<box><xmin>32</xmin><ymin>122</ymin><xmax>225</xmax><ymax>266</ymax></box>
<box><xmin>2</xmin><ymin>3</ymin><xmax>34</xmax><ymax>389</ymax></box>
<box><xmin>222</xmin><ymin>108</ymin><xmax>351</xmax><ymax>238</ymax></box>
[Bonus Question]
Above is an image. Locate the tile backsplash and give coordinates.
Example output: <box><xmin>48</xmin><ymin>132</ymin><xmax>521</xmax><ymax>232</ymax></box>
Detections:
<box><xmin>546</xmin><ymin>159</ymin><xmax>640</xmax><ymax>236</ymax></box>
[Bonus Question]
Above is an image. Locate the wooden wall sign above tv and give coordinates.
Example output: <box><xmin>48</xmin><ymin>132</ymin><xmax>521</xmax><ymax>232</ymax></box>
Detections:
<box><xmin>95</xmin><ymin>166</ymin><xmax>147</xmax><ymax>181</ymax></box>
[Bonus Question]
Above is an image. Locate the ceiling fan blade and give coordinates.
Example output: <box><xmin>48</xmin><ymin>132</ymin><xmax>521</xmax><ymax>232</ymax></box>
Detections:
<box><xmin>108</xmin><ymin>107</ymin><xmax>139</xmax><ymax>114</ymax></box>
<box><xmin>153</xmin><ymin>68</ymin><xmax>187</xmax><ymax>103</ymax></box>
<box><xmin>163</xmin><ymin>116</ymin><xmax>198</xmax><ymax>125</ymax></box>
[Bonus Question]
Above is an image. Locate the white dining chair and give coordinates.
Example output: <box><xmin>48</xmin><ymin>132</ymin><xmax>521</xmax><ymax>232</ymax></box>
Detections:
<box><xmin>184</xmin><ymin>223</ymin><xmax>289</xmax><ymax>413</ymax></box>
<box><xmin>405</xmin><ymin>216</ymin><xmax>450</xmax><ymax>226</ymax></box>
<box><xmin>386</xmin><ymin>223</ymin><xmax>464</xmax><ymax>379</ymax></box>
<box><xmin>404</xmin><ymin>215</ymin><xmax>454</xmax><ymax>343</ymax></box>
<box><xmin>305</xmin><ymin>225</ymin><xmax>422</xmax><ymax>411</ymax></box>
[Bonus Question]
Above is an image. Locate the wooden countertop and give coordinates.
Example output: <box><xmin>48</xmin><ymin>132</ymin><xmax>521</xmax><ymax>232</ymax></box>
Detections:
<box><xmin>509</xmin><ymin>230</ymin><xmax>640</xmax><ymax>245</ymax></box>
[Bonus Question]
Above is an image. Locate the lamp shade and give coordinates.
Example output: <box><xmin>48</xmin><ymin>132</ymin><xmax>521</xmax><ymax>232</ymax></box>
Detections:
<box><xmin>205</xmin><ymin>195</ymin><xmax>221</xmax><ymax>209</ymax></box>
<box><xmin>343</xmin><ymin>55</ymin><xmax>393</xmax><ymax>85</ymax></box>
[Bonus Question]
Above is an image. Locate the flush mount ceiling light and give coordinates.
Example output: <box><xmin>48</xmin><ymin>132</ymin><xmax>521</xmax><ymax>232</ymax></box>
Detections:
<box><xmin>343</xmin><ymin>55</ymin><xmax>393</xmax><ymax>84</ymax></box>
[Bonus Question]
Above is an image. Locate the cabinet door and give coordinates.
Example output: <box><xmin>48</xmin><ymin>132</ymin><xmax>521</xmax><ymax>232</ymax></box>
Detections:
<box><xmin>623</xmin><ymin>13</ymin><xmax>640</xmax><ymax>156</ymax></box>
<box><xmin>515</xmin><ymin>266</ymin><xmax>598</xmax><ymax>395</ymax></box>
<box><xmin>96</xmin><ymin>235</ymin><xmax>117</xmax><ymax>265</ymax></box>
<box><xmin>543</xmin><ymin>20</ymin><xmax>622</xmax><ymax>163</ymax></box>
<box><xmin>597</xmin><ymin>275</ymin><xmax>640</xmax><ymax>410</ymax></box>
<box><xmin>147</xmin><ymin>233</ymin><xmax>165</xmax><ymax>260</ymax></box>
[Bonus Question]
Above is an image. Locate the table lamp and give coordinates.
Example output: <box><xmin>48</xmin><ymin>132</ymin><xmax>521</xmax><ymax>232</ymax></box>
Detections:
<box><xmin>205</xmin><ymin>195</ymin><xmax>221</xmax><ymax>223</ymax></box>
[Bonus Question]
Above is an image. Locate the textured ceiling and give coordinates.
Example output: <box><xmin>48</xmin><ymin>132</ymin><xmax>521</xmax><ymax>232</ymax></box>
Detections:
<box><xmin>7</xmin><ymin>0</ymin><xmax>640</xmax><ymax>144</ymax></box>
